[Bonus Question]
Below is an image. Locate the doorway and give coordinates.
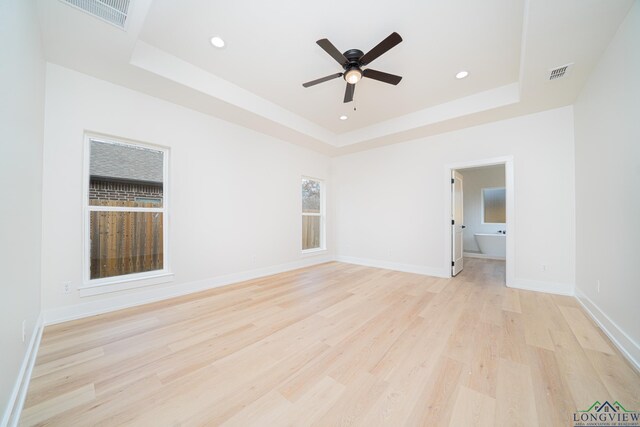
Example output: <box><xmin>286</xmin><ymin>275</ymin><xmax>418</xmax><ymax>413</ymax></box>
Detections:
<box><xmin>445</xmin><ymin>157</ymin><xmax>514</xmax><ymax>285</ymax></box>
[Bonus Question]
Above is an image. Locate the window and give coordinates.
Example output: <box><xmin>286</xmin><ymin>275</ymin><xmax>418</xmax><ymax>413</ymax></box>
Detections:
<box><xmin>302</xmin><ymin>177</ymin><xmax>325</xmax><ymax>251</ymax></box>
<box><xmin>85</xmin><ymin>136</ymin><xmax>169</xmax><ymax>284</ymax></box>
<box><xmin>482</xmin><ymin>187</ymin><xmax>506</xmax><ymax>224</ymax></box>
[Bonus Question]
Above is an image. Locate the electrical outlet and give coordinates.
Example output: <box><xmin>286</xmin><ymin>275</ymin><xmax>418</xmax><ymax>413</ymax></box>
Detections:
<box><xmin>22</xmin><ymin>320</ymin><xmax>26</xmax><ymax>342</ymax></box>
<box><xmin>62</xmin><ymin>281</ymin><xmax>72</xmax><ymax>294</ymax></box>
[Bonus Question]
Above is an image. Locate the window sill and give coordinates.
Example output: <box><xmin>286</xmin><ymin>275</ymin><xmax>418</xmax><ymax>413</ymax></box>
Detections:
<box><xmin>301</xmin><ymin>248</ymin><xmax>327</xmax><ymax>257</ymax></box>
<box><xmin>78</xmin><ymin>272</ymin><xmax>174</xmax><ymax>297</ymax></box>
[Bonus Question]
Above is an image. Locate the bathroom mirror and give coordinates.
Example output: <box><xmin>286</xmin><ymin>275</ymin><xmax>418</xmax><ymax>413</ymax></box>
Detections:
<box><xmin>482</xmin><ymin>187</ymin><xmax>506</xmax><ymax>223</ymax></box>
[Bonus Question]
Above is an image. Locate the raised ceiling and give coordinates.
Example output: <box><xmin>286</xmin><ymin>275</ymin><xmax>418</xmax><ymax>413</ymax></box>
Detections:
<box><xmin>37</xmin><ymin>0</ymin><xmax>634</xmax><ymax>155</ymax></box>
<box><xmin>139</xmin><ymin>0</ymin><xmax>524</xmax><ymax>133</ymax></box>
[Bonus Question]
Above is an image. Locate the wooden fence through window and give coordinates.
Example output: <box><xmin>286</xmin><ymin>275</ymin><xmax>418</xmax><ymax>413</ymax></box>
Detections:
<box><xmin>89</xmin><ymin>200</ymin><xmax>163</xmax><ymax>279</ymax></box>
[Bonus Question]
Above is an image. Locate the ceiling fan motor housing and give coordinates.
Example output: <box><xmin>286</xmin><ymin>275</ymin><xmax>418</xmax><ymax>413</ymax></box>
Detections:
<box><xmin>343</xmin><ymin>49</ymin><xmax>364</xmax><ymax>66</ymax></box>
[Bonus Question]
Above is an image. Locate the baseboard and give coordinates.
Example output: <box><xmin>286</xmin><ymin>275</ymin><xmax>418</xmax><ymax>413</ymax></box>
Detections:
<box><xmin>575</xmin><ymin>290</ymin><xmax>640</xmax><ymax>373</ymax></box>
<box><xmin>1</xmin><ymin>314</ymin><xmax>44</xmax><ymax>427</ymax></box>
<box><xmin>509</xmin><ymin>278</ymin><xmax>574</xmax><ymax>296</ymax></box>
<box><xmin>463</xmin><ymin>251</ymin><xmax>506</xmax><ymax>261</ymax></box>
<box><xmin>43</xmin><ymin>254</ymin><xmax>333</xmax><ymax>325</ymax></box>
<box><xmin>335</xmin><ymin>255</ymin><xmax>450</xmax><ymax>278</ymax></box>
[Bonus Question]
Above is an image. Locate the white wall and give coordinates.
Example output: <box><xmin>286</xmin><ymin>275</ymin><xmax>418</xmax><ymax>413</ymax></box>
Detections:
<box><xmin>459</xmin><ymin>165</ymin><xmax>506</xmax><ymax>253</ymax></box>
<box><xmin>574</xmin><ymin>2</ymin><xmax>640</xmax><ymax>365</ymax></box>
<box><xmin>0</xmin><ymin>0</ymin><xmax>45</xmax><ymax>420</ymax></box>
<box><xmin>40</xmin><ymin>64</ymin><xmax>331</xmax><ymax>318</ymax></box>
<box><xmin>333</xmin><ymin>106</ymin><xmax>575</xmax><ymax>294</ymax></box>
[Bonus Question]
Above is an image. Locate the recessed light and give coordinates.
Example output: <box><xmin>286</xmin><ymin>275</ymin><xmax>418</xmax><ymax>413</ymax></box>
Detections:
<box><xmin>456</xmin><ymin>71</ymin><xmax>469</xmax><ymax>79</ymax></box>
<box><xmin>210</xmin><ymin>36</ymin><xmax>225</xmax><ymax>48</ymax></box>
<box><xmin>339</xmin><ymin>115</ymin><xmax>348</xmax><ymax>121</ymax></box>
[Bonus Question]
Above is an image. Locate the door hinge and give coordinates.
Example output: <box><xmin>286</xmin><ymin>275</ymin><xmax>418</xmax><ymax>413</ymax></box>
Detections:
<box><xmin>451</xmin><ymin>261</ymin><xmax>455</xmax><ymax>267</ymax></box>
<box><xmin>451</xmin><ymin>178</ymin><xmax>455</xmax><ymax>184</ymax></box>
<box><xmin>451</xmin><ymin>219</ymin><xmax>455</xmax><ymax>225</ymax></box>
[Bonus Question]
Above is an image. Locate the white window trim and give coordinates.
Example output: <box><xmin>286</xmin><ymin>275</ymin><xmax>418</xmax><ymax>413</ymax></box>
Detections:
<box><xmin>80</xmin><ymin>134</ymin><xmax>172</xmax><ymax>295</ymax></box>
<box><xmin>301</xmin><ymin>176</ymin><xmax>326</xmax><ymax>253</ymax></box>
<box><xmin>481</xmin><ymin>186</ymin><xmax>506</xmax><ymax>225</ymax></box>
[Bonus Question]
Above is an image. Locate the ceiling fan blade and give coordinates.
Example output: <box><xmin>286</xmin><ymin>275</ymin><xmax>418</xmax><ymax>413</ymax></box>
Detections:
<box><xmin>359</xmin><ymin>32</ymin><xmax>403</xmax><ymax>66</ymax></box>
<box><xmin>344</xmin><ymin>83</ymin><xmax>355</xmax><ymax>103</ymax></box>
<box><xmin>316</xmin><ymin>39</ymin><xmax>349</xmax><ymax>66</ymax></box>
<box><xmin>302</xmin><ymin>73</ymin><xmax>343</xmax><ymax>88</ymax></box>
<box><xmin>362</xmin><ymin>69</ymin><xmax>403</xmax><ymax>85</ymax></box>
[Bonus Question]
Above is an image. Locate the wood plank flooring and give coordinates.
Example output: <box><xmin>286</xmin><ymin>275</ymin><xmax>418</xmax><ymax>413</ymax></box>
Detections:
<box><xmin>21</xmin><ymin>259</ymin><xmax>640</xmax><ymax>426</ymax></box>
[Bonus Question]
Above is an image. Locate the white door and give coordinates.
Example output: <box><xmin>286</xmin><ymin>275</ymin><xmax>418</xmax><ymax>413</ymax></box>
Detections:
<box><xmin>452</xmin><ymin>170</ymin><xmax>464</xmax><ymax>276</ymax></box>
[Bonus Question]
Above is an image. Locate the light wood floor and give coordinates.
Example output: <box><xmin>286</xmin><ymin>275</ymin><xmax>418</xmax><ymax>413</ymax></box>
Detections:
<box><xmin>21</xmin><ymin>260</ymin><xmax>640</xmax><ymax>426</ymax></box>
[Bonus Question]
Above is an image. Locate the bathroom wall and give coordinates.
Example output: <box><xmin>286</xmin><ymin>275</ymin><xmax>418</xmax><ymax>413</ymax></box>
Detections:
<box><xmin>459</xmin><ymin>165</ymin><xmax>506</xmax><ymax>253</ymax></box>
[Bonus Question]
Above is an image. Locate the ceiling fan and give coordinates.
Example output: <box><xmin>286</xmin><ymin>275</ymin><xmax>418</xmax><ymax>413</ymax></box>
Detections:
<box><xmin>302</xmin><ymin>32</ymin><xmax>403</xmax><ymax>103</ymax></box>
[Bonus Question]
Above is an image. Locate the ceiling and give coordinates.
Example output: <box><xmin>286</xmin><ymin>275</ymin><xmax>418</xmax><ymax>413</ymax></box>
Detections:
<box><xmin>37</xmin><ymin>0</ymin><xmax>634</xmax><ymax>155</ymax></box>
<box><xmin>139</xmin><ymin>0</ymin><xmax>524</xmax><ymax>134</ymax></box>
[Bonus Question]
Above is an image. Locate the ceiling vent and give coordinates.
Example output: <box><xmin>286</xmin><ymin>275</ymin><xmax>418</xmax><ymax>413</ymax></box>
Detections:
<box><xmin>548</xmin><ymin>63</ymin><xmax>574</xmax><ymax>81</ymax></box>
<box><xmin>60</xmin><ymin>0</ymin><xmax>131</xmax><ymax>29</ymax></box>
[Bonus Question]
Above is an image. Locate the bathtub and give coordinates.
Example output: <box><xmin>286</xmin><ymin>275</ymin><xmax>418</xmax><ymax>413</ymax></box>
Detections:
<box><xmin>474</xmin><ymin>233</ymin><xmax>506</xmax><ymax>258</ymax></box>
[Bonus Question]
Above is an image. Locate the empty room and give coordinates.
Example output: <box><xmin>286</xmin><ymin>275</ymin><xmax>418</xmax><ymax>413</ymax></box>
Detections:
<box><xmin>1</xmin><ymin>0</ymin><xmax>639</xmax><ymax>425</ymax></box>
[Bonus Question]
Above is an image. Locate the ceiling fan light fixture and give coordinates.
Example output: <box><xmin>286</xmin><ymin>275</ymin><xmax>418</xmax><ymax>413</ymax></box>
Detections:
<box><xmin>344</xmin><ymin>68</ymin><xmax>362</xmax><ymax>84</ymax></box>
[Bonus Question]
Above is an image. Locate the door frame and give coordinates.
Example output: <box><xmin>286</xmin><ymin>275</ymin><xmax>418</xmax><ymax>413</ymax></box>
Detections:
<box><xmin>443</xmin><ymin>156</ymin><xmax>514</xmax><ymax>286</ymax></box>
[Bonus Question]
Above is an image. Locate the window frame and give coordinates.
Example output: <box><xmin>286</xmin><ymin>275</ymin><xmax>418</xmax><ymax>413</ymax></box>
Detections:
<box><xmin>481</xmin><ymin>186</ymin><xmax>506</xmax><ymax>225</ymax></box>
<box><xmin>80</xmin><ymin>134</ymin><xmax>172</xmax><ymax>295</ymax></box>
<box><xmin>301</xmin><ymin>176</ymin><xmax>326</xmax><ymax>254</ymax></box>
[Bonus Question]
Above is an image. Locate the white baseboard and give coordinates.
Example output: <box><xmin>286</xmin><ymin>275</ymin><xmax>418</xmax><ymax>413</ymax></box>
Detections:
<box><xmin>335</xmin><ymin>255</ymin><xmax>450</xmax><ymax>278</ymax></box>
<box><xmin>575</xmin><ymin>290</ymin><xmax>640</xmax><ymax>373</ymax></box>
<box><xmin>1</xmin><ymin>314</ymin><xmax>44</xmax><ymax>427</ymax></box>
<box><xmin>508</xmin><ymin>278</ymin><xmax>574</xmax><ymax>296</ymax></box>
<box><xmin>463</xmin><ymin>251</ymin><xmax>506</xmax><ymax>261</ymax></box>
<box><xmin>43</xmin><ymin>255</ymin><xmax>333</xmax><ymax>325</ymax></box>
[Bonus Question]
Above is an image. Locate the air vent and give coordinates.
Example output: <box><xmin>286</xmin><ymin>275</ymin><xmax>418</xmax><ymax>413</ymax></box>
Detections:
<box><xmin>60</xmin><ymin>0</ymin><xmax>131</xmax><ymax>29</ymax></box>
<box><xmin>548</xmin><ymin>63</ymin><xmax>574</xmax><ymax>81</ymax></box>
